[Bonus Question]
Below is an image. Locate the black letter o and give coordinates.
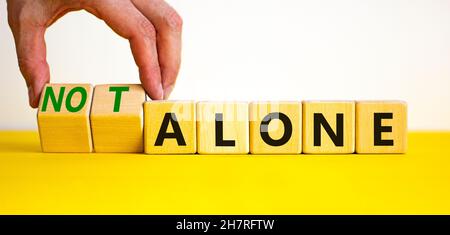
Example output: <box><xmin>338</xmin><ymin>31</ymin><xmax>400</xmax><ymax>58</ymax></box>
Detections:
<box><xmin>260</xmin><ymin>112</ymin><xmax>293</xmax><ymax>146</ymax></box>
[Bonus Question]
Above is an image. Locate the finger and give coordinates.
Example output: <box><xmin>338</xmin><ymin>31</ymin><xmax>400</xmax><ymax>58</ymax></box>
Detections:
<box><xmin>84</xmin><ymin>1</ymin><xmax>163</xmax><ymax>100</ymax></box>
<box><xmin>9</xmin><ymin>20</ymin><xmax>50</xmax><ymax>108</ymax></box>
<box><xmin>132</xmin><ymin>0</ymin><xmax>183</xmax><ymax>99</ymax></box>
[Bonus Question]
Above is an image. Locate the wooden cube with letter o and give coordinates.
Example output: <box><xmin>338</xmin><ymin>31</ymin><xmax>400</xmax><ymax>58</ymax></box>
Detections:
<box><xmin>249</xmin><ymin>102</ymin><xmax>302</xmax><ymax>154</ymax></box>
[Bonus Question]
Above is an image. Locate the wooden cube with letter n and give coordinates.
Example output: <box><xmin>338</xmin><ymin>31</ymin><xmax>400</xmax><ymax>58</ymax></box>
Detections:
<box><xmin>356</xmin><ymin>101</ymin><xmax>407</xmax><ymax>153</ymax></box>
<box><xmin>90</xmin><ymin>84</ymin><xmax>146</xmax><ymax>153</ymax></box>
<box><xmin>144</xmin><ymin>101</ymin><xmax>196</xmax><ymax>154</ymax></box>
<box><xmin>249</xmin><ymin>102</ymin><xmax>302</xmax><ymax>154</ymax></box>
<box><xmin>302</xmin><ymin>101</ymin><xmax>355</xmax><ymax>154</ymax></box>
<box><xmin>197</xmin><ymin>102</ymin><xmax>249</xmax><ymax>154</ymax></box>
<box><xmin>38</xmin><ymin>84</ymin><xmax>93</xmax><ymax>152</ymax></box>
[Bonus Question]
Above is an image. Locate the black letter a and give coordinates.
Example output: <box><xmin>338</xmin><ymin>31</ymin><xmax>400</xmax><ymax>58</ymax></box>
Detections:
<box><xmin>155</xmin><ymin>113</ymin><xmax>186</xmax><ymax>146</ymax></box>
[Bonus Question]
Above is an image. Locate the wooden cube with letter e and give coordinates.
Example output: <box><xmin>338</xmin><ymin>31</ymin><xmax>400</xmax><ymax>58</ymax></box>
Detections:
<box><xmin>356</xmin><ymin>101</ymin><xmax>407</xmax><ymax>153</ymax></box>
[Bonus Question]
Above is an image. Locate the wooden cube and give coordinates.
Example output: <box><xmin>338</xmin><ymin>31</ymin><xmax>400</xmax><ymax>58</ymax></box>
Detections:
<box><xmin>90</xmin><ymin>84</ymin><xmax>146</xmax><ymax>153</ymax></box>
<box><xmin>37</xmin><ymin>84</ymin><xmax>93</xmax><ymax>152</ymax></box>
<box><xmin>249</xmin><ymin>102</ymin><xmax>302</xmax><ymax>154</ymax></box>
<box><xmin>356</xmin><ymin>101</ymin><xmax>407</xmax><ymax>153</ymax></box>
<box><xmin>302</xmin><ymin>101</ymin><xmax>355</xmax><ymax>154</ymax></box>
<box><xmin>197</xmin><ymin>102</ymin><xmax>249</xmax><ymax>154</ymax></box>
<box><xmin>144</xmin><ymin>101</ymin><xmax>196</xmax><ymax>154</ymax></box>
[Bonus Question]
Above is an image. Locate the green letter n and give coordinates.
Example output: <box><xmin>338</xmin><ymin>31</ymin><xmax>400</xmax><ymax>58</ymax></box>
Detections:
<box><xmin>41</xmin><ymin>86</ymin><xmax>65</xmax><ymax>112</ymax></box>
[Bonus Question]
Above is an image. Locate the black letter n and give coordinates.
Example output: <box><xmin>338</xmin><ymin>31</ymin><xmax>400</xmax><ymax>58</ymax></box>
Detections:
<box><xmin>314</xmin><ymin>113</ymin><xmax>344</xmax><ymax>147</ymax></box>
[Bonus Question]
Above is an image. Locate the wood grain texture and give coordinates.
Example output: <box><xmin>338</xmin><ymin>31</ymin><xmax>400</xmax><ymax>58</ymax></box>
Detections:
<box><xmin>37</xmin><ymin>84</ymin><xmax>93</xmax><ymax>152</ymax></box>
<box><xmin>197</xmin><ymin>102</ymin><xmax>249</xmax><ymax>154</ymax></box>
<box><xmin>249</xmin><ymin>102</ymin><xmax>302</xmax><ymax>154</ymax></box>
<box><xmin>90</xmin><ymin>84</ymin><xmax>145</xmax><ymax>153</ymax></box>
<box><xmin>356</xmin><ymin>101</ymin><xmax>407</xmax><ymax>153</ymax></box>
<box><xmin>144</xmin><ymin>101</ymin><xmax>196</xmax><ymax>154</ymax></box>
<box><xmin>302</xmin><ymin>101</ymin><xmax>355</xmax><ymax>154</ymax></box>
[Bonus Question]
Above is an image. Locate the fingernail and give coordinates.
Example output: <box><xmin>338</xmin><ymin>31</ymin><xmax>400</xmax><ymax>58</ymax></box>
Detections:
<box><xmin>163</xmin><ymin>85</ymin><xmax>174</xmax><ymax>100</ymax></box>
<box><xmin>159</xmin><ymin>83</ymin><xmax>164</xmax><ymax>100</ymax></box>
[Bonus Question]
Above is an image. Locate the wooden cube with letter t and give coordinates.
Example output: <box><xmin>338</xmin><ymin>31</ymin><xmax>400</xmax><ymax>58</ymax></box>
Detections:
<box><xmin>197</xmin><ymin>102</ymin><xmax>249</xmax><ymax>154</ymax></box>
<box><xmin>37</xmin><ymin>84</ymin><xmax>93</xmax><ymax>152</ymax></box>
<box><xmin>356</xmin><ymin>101</ymin><xmax>407</xmax><ymax>153</ymax></box>
<box><xmin>249</xmin><ymin>102</ymin><xmax>302</xmax><ymax>154</ymax></box>
<box><xmin>302</xmin><ymin>101</ymin><xmax>355</xmax><ymax>154</ymax></box>
<box><xmin>144</xmin><ymin>101</ymin><xmax>196</xmax><ymax>154</ymax></box>
<box><xmin>90</xmin><ymin>84</ymin><xmax>146</xmax><ymax>153</ymax></box>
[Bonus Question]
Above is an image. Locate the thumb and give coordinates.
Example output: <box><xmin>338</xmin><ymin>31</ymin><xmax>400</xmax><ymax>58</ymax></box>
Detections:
<box><xmin>10</xmin><ymin>23</ymin><xmax>50</xmax><ymax>108</ymax></box>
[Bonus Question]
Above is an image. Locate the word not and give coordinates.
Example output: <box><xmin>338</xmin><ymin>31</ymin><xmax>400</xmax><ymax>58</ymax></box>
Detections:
<box><xmin>37</xmin><ymin>84</ymin><xmax>407</xmax><ymax>154</ymax></box>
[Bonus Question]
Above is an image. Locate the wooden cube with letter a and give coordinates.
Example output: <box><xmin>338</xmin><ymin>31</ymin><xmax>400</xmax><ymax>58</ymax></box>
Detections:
<box><xmin>197</xmin><ymin>102</ymin><xmax>249</xmax><ymax>154</ymax></box>
<box><xmin>90</xmin><ymin>84</ymin><xmax>146</xmax><ymax>153</ymax></box>
<box><xmin>356</xmin><ymin>101</ymin><xmax>407</xmax><ymax>153</ymax></box>
<box><xmin>249</xmin><ymin>102</ymin><xmax>302</xmax><ymax>154</ymax></box>
<box><xmin>144</xmin><ymin>101</ymin><xmax>196</xmax><ymax>154</ymax></box>
<box><xmin>302</xmin><ymin>101</ymin><xmax>355</xmax><ymax>154</ymax></box>
<box><xmin>38</xmin><ymin>84</ymin><xmax>93</xmax><ymax>152</ymax></box>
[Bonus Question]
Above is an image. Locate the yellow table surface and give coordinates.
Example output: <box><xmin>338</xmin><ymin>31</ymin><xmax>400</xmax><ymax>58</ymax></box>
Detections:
<box><xmin>0</xmin><ymin>131</ymin><xmax>449</xmax><ymax>215</ymax></box>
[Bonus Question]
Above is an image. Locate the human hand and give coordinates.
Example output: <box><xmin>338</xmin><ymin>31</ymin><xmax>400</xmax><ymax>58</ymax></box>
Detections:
<box><xmin>7</xmin><ymin>0</ymin><xmax>182</xmax><ymax>108</ymax></box>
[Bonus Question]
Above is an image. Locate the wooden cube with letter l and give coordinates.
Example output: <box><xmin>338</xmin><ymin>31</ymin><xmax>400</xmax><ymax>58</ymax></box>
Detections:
<box><xmin>302</xmin><ymin>101</ymin><xmax>355</xmax><ymax>154</ymax></box>
<box><xmin>356</xmin><ymin>101</ymin><xmax>407</xmax><ymax>153</ymax></box>
<box><xmin>197</xmin><ymin>102</ymin><xmax>249</xmax><ymax>154</ymax></box>
<box><xmin>144</xmin><ymin>101</ymin><xmax>196</xmax><ymax>154</ymax></box>
<box><xmin>249</xmin><ymin>102</ymin><xmax>302</xmax><ymax>154</ymax></box>
<box><xmin>37</xmin><ymin>84</ymin><xmax>93</xmax><ymax>152</ymax></box>
<box><xmin>90</xmin><ymin>84</ymin><xmax>146</xmax><ymax>153</ymax></box>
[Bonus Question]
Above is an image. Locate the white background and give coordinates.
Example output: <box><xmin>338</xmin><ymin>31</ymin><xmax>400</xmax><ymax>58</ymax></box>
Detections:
<box><xmin>1</xmin><ymin>0</ymin><xmax>449</xmax><ymax>130</ymax></box>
